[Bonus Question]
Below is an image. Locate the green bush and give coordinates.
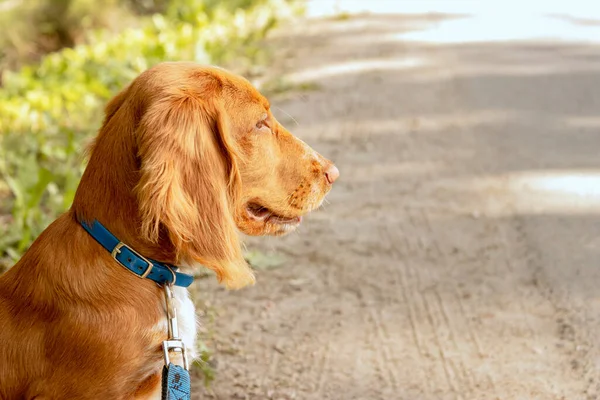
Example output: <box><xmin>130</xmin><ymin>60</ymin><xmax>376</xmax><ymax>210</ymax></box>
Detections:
<box><xmin>0</xmin><ymin>0</ymin><xmax>301</xmax><ymax>269</ymax></box>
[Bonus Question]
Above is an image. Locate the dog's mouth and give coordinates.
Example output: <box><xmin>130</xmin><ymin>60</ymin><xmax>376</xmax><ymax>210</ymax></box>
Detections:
<box><xmin>246</xmin><ymin>202</ymin><xmax>302</xmax><ymax>226</ymax></box>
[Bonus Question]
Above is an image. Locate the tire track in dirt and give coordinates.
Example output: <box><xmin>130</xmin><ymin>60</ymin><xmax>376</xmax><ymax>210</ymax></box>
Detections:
<box><xmin>402</xmin><ymin>211</ymin><xmax>469</xmax><ymax>400</ymax></box>
<box><xmin>382</xmin><ymin>220</ymin><xmax>450</xmax><ymax>398</ymax></box>
<box><xmin>501</xmin><ymin>211</ymin><xmax>591</xmax><ymax>399</ymax></box>
<box><xmin>416</xmin><ymin>207</ymin><xmax>497</xmax><ymax>397</ymax></box>
<box><xmin>367</xmin><ymin>307</ymin><xmax>400</xmax><ymax>391</ymax></box>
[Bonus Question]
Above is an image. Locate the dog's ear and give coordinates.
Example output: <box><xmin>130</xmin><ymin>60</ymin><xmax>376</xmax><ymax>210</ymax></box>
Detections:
<box><xmin>135</xmin><ymin>94</ymin><xmax>254</xmax><ymax>289</ymax></box>
<box><xmin>104</xmin><ymin>85</ymin><xmax>131</xmax><ymax>122</ymax></box>
<box><xmin>83</xmin><ymin>85</ymin><xmax>133</xmax><ymax>161</ymax></box>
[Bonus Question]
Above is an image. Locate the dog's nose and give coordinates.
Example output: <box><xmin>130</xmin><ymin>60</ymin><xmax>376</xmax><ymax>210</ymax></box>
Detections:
<box><xmin>325</xmin><ymin>164</ymin><xmax>340</xmax><ymax>184</ymax></box>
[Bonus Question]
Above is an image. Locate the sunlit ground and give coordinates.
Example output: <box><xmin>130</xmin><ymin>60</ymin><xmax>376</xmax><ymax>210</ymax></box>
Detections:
<box><xmin>457</xmin><ymin>172</ymin><xmax>600</xmax><ymax>217</ymax></box>
<box><xmin>516</xmin><ymin>173</ymin><xmax>600</xmax><ymax>198</ymax></box>
<box><xmin>307</xmin><ymin>0</ymin><xmax>600</xmax><ymax>43</ymax></box>
<box><xmin>287</xmin><ymin>58</ymin><xmax>425</xmax><ymax>83</ymax></box>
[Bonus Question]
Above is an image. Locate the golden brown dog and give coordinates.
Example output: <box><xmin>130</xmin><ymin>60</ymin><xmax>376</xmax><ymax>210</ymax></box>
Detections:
<box><xmin>0</xmin><ymin>62</ymin><xmax>338</xmax><ymax>399</ymax></box>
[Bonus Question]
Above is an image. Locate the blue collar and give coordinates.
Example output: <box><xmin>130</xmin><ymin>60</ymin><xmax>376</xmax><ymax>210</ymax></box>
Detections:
<box><xmin>80</xmin><ymin>219</ymin><xmax>194</xmax><ymax>288</ymax></box>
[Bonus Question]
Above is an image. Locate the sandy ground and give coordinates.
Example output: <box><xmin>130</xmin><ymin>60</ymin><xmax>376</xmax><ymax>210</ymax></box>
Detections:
<box><xmin>193</xmin><ymin>6</ymin><xmax>600</xmax><ymax>400</ymax></box>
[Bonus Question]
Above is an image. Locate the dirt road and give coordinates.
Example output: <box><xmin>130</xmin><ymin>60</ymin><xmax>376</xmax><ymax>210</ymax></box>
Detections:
<box><xmin>194</xmin><ymin>8</ymin><xmax>600</xmax><ymax>400</ymax></box>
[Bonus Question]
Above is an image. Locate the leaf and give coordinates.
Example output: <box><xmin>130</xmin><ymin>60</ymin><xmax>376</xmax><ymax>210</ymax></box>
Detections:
<box><xmin>244</xmin><ymin>250</ymin><xmax>286</xmax><ymax>270</ymax></box>
<box><xmin>3</xmin><ymin>173</ymin><xmax>24</xmax><ymax>208</ymax></box>
<box><xmin>26</xmin><ymin>167</ymin><xmax>53</xmax><ymax>209</ymax></box>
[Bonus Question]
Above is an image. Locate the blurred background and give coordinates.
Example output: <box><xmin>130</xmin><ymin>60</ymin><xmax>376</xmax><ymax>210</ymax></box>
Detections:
<box><xmin>3</xmin><ymin>1</ymin><xmax>600</xmax><ymax>399</ymax></box>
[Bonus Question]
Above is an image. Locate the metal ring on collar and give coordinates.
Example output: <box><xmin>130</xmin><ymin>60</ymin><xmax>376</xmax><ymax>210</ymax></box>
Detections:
<box><xmin>164</xmin><ymin>265</ymin><xmax>177</xmax><ymax>286</ymax></box>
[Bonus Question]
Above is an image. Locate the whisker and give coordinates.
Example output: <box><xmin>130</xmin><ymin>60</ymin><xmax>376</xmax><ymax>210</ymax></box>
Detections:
<box><xmin>274</xmin><ymin>106</ymin><xmax>299</xmax><ymax>127</ymax></box>
<box><xmin>284</xmin><ymin>193</ymin><xmax>295</xmax><ymax>203</ymax></box>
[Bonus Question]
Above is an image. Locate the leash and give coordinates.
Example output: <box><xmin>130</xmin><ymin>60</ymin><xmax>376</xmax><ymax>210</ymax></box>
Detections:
<box><xmin>79</xmin><ymin>219</ymin><xmax>193</xmax><ymax>399</ymax></box>
<box><xmin>161</xmin><ymin>284</ymin><xmax>191</xmax><ymax>400</ymax></box>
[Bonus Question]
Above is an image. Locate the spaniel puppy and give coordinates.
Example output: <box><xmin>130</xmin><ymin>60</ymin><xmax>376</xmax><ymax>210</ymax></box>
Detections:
<box><xmin>0</xmin><ymin>62</ymin><xmax>338</xmax><ymax>399</ymax></box>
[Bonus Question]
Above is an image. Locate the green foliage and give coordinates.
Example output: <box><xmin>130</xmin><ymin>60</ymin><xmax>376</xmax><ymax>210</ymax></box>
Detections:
<box><xmin>0</xmin><ymin>0</ymin><xmax>300</xmax><ymax>269</ymax></box>
<box><xmin>245</xmin><ymin>249</ymin><xmax>287</xmax><ymax>270</ymax></box>
<box><xmin>192</xmin><ymin>344</ymin><xmax>216</xmax><ymax>386</ymax></box>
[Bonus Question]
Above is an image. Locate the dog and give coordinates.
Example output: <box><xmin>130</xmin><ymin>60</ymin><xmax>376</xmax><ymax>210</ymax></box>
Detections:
<box><xmin>0</xmin><ymin>62</ymin><xmax>339</xmax><ymax>399</ymax></box>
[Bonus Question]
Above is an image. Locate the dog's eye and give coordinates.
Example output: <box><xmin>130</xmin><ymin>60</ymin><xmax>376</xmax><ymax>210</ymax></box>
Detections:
<box><xmin>256</xmin><ymin>117</ymin><xmax>270</xmax><ymax>132</ymax></box>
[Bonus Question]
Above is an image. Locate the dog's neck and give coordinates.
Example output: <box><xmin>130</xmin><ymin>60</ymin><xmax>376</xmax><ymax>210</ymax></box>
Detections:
<box><xmin>72</xmin><ymin>113</ymin><xmax>177</xmax><ymax>265</ymax></box>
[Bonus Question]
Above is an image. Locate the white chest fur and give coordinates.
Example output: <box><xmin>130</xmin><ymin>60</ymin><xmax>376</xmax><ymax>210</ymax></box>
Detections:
<box><xmin>156</xmin><ymin>286</ymin><xmax>199</xmax><ymax>361</ymax></box>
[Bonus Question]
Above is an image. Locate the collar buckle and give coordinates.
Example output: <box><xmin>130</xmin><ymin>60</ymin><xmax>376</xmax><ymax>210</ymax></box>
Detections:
<box><xmin>80</xmin><ymin>219</ymin><xmax>194</xmax><ymax>287</ymax></box>
<box><xmin>111</xmin><ymin>242</ymin><xmax>154</xmax><ymax>279</ymax></box>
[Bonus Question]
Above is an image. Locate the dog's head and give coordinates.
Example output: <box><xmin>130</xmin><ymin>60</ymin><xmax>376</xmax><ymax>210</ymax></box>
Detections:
<box><xmin>86</xmin><ymin>62</ymin><xmax>338</xmax><ymax>289</ymax></box>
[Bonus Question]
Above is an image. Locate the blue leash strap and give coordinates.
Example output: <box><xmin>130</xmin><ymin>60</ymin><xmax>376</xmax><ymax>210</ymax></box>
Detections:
<box><xmin>162</xmin><ymin>364</ymin><xmax>191</xmax><ymax>400</ymax></box>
